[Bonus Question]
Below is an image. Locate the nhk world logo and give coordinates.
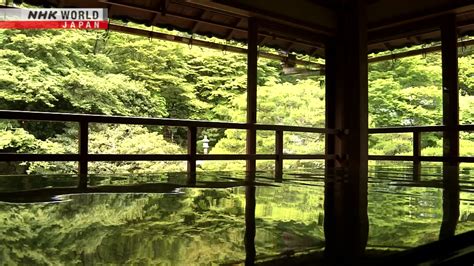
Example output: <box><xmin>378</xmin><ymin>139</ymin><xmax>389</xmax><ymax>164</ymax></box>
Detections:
<box><xmin>0</xmin><ymin>7</ymin><xmax>108</xmax><ymax>29</ymax></box>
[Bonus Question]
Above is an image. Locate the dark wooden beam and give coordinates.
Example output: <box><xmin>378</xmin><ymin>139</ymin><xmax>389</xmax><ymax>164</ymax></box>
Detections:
<box><xmin>413</xmin><ymin>131</ymin><xmax>421</xmax><ymax>181</ymax></box>
<box><xmin>369</xmin><ymin>39</ymin><xmax>474</xmax><ymax>63</ymax></box>
<box><xmin>441</xmin><ymin>15</ymin><xmax>460</xmax><ymax>167</ymax></box>
<box><xmin>0</xmin><ymin>110</ymin><xmax>333</xmax><ymax>133</ymax></box>
<box><xmin>440</xmin><ymin>14</ymin><xmax>460</xmax><ymax>240</ymax></box>
<box><xmin>107</xmin><ymin>24</ymin><xmax>323</xmax><ymax>68</ymax></box>
<box><xmin>325</xmin><ymin>39</ymin><xmax>336</xmax><ymax>170</ymax></box>
<box><xmin>275</xmin><ymin>130</ymin><xmax>284</xmax><ymax>181</ymax></box>
<box><xmin>383</xmin><ymin>42</ymin><xmax>393</xmax><ymax>50</ymax></box>
<box><xmin>307</xmin><ymin>0</ymin><xmax>340</xmax><ymax>10</ymax></box>
<box><xmin>246</xmin><ymin>18</ymin><xmax>258</xmax><ymax>175</ymax></box>
<box><xmin>325</xmin><ymin>0</ymin><xmax>370</xmax><ymax>173</ymax></box>
<box><xmin>368</xmin><ymin>9</ymin><xmax>474</xmax><ymax>46</ymax></box>
<box><xmin>368</xmin><ymin>19</ymin><xmax>434</xmax><ymax>46</ymax></box>
<box><xmin>79</xmin><ymin>121</ymin><xmax>88</xmax><ymax>178</ymax></box>
<box><xmin>310</xmin><ymin>47</ymin><xmax>319</xmax><ymax>57</ymax></box>
<box><xmin>159</xmin><ymin>0</ymin><xmax>169</xmax><ymax>15</ymax></box>
<box><xmin>370</xmin><ymin>44</ymin><xmax>437</xmax><ymax>62</ymax></box>
<box><xmin>369</xmin><ymin>125</ymin><xmax>445</xmax><ymax>133</ymax></box>
<box><xmin>257</xmin><ymin>19</ymin><xmax>327</xmax><ymax>48</ymax></box>
<box><xmin>225</xmin><ymin>17</ymin><xmax>242</xmax><ymax>40</ymax></box>
<box><xmin>211</xmin><ymin>0</ymin><xmax>335</xmax><ymax>36</ymax></box>
<box><xmin>187</xmin><ymin>126</ymin><xmax>197</xmax><ymax>184</ymax></box>
<box><xmin>324</xmin><ymin>0</ymin><xmax>368</xmax><ymax>261</ymax></box>
<box><xmin>368</xmin><ymin>1</ymin><xmax>474</xmax><ymax>32</ymax></box>
<box><xmin>103</xmin><ymin>1</ymin><xmax>325</xmax><ymax>52</ymax></box>
<box><xmin>151</xmin><ymin>0</ymin><xmax>169</xmax><ymax>25</ymax></box>
<box><xmin>368</xmin><ymin>155</ymin><xmax>472</xmax><ymax>162</ymax></box>
<box><xmin>191</xmin><ymin>10</ymin><xmax>206</xmax><ymax>32</ymax></box>
<box><xmin>406</xmin><ymin>36</ymin><xmax>419</xmax><ymax>45</ymax></box>
<box><xmin>257</xmin><ymin>36</ymin><xmax>268</xmax><ymax>46</ymax></box>
<box><xmin>341</xmin><ymin>2</ymin><xmax>369</xmax><ymax>178</ymax></box>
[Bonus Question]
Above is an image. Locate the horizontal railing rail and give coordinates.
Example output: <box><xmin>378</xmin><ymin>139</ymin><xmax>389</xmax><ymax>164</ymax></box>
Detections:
<box><xmin>0</xmin><ymin>110</ymin><xmax>334</xmax><ymax>180</ymax></box>
<box><xmin>2</xmin><ymin>110</ymin><xmax>472</xmax><ymax>180</ymax></box>
<box><xmin>367</xmin><ymin>155</ymin><xmax>474</xmax><ymax>163</ymax></box>
<box><xmin>369</xmin><ymin>125</ymin><xmax>445</xmax><ymax>134</ymax></box>
<box><xmin>369</xmin><ymin>125</ymin><xmax>474</xmax><ymax>134</ymax></box>
<box><xmin>368</xmin><ymin>125</ymin><xmax>474</xmax><ymax>180</ymax></box>
<box><xmin>0</xmin><ymin>110</ymin><xmax>336</xmax><ymax>133</ymax></box>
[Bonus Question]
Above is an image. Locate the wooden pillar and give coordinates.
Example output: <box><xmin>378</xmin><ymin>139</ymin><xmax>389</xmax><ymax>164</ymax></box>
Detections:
<box><xmin>78</xmin><ymin>120</ymin><xmax>88</xmax><ymax>189</ymax></box>
<box><xmin>413</xmin><ymin>131</ymin><xmax>421</xmax><ymax>181</ymax></box>
<box><xmin>325</xmin><ymin>1</ymin><xmax>368</xmax><ymax>178</ymax></box>
<box><xmin>343</xmin><ymin>0</ymin><xmax>369</xmax><ymax>179</ymax></box>
<box><xmin>187</xmin><ymin>126</ymin><xmax>197</xmax><ymax>184</ymax></box>
<box><xmin>325</xmin><ymin>39</ymin><xmax>336</xmax><ymax>170</ymax></box>
<box><xmin>441</xmin><ymin>15</ymin><xmax>459</xmax><ymax>167</ymax></box>
<box><xmin>275</xmin><ymin>130</ymin><xmax>283</xmax><ymax>181</ymax></box>
<box><xmin>440</xmin><ymin>14</ymin><xmax>460</xmax><ymax>240</ymax></box>
<box><xmin>246</xmin><ymin>18</ymin><xmax>258</xmax><ymax>176</ymax></box>
<box><xmin>324</xmin><ymin>0</ymin><xmax>368</xmax><ymax>260</ymax></box>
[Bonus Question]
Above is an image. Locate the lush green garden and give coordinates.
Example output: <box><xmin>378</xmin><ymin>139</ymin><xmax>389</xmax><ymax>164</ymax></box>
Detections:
<box><xmin>0</xmin><ymin>27</ymin><xmax>473</xmax><ymax>174</ymax></box>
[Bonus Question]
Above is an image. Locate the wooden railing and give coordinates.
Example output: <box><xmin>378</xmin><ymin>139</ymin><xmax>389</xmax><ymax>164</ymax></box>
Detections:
<box><xmin>368</xmin><ymin>125</ymin><xmax>474</xmax><ymax>163</ymax></box>
<box><xmin>0</xmin><ymin>110</ymin><xmax>336</xmax><ymax>180</ymax></box>
<box><xmin>368</xmin><ymin>125</ymin><xmax>473</xmax><ymax>180</ymax></box>
<box><xmin>1</xmin><ymin>110</ymin><xmax>472</xmax><ymax>180</ymax></box>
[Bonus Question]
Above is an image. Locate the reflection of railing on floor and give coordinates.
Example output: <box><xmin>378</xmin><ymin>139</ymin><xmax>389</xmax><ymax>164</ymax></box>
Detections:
<box><xmin>0</xmin><ymin>181</ymin><xmax>256</xmax><ymax>203</ymax></box>
<box><xmin>0</xmin><ymin>110</ymin><xmax>336</xmax><ymax>181</ymax></box>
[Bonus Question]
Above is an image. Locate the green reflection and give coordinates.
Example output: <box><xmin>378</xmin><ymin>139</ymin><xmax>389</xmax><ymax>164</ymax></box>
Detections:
<box><xmin>0</xmin><ymin>168</ymin><xmax>473</xmax><ymax>264</ymax></box>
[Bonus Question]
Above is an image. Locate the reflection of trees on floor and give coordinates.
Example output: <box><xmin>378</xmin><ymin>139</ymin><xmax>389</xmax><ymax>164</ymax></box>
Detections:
<box><xmin>0</xmin><ymin>168</ymin><xmax>472</xmax><ymax>264</ymax></box>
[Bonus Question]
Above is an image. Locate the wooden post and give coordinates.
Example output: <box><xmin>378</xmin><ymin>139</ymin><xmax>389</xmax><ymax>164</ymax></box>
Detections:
<box><xmin>79</xmin><ymin>120</ymin><xmax>88</xmax><ymax>189</ymax></box>
<box><xmin>246</xmin><ymin>17</ymin><xmax>258</xmax><ymax>176</ymax></box>
<box><xmin>413</xmin><ymin>131</ymin><xmax>421</xmax><ymax>181</ymax></box>
<box><xmin>325</xmin><ymin>4</ymin><xmax>368</xmax><ymax>177</ymax></box>
<box><xmin>441</xmin><ymin>15</ymin><xmax>459</xmax><ymax>167</ymax></box>
<box><xmin>344</xmin><ymin>1</ymin><xmax>369</xmax><ymax>180</ymax></box>
<box><xmin>325</xmin><ymin>39</ymin><xmax>336</xmax><ymax>171</ymax></box>
<box><xmin>275</xmin><ymin>130</ymin><xmax>283</xmax><ymax>181</ymax></box>
<box><xmin>324</xmin><ymin>0</ymin><xmax>368</xmax><ymax>260</ymax></box>
<box><xmin>187</xmin><ymin>126</ymin><xmax>197</xmax><ymax>184</ymax></box>
<box><xmin>440</xmin><ymin>14</ymin><xmax>460</xmax><ymax>240</ymax></box>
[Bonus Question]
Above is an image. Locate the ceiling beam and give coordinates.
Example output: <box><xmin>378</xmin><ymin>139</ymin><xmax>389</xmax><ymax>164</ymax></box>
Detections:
<box><xmin>367</xmin><ymin>1</ymin><xmax>474</xmax><ymax>45</ymax></box>
<box><xmin>368</xmin><ymin>39</ymin><xmax>474</xmax><ymax>63</ymax></box>
<box><xmin>225</xmin><ymin>17</ymin><xmax>242</xmax><ymax>40</ymax></box>
<box><xmin>107</xmin><ymin>23</ymin><xmax>324</xmax><ymax>68</ymax></box>
<box><xmin>307</xmin><ymin>0</ymin><xmax>340</xmax><ymax>10</ymax></box>
<box><xmin>368</xmin><ymin>2</ymin><xmax>474</xmax><ymax>32</ymax></box>
<box><xmin>369</xmin><ymin>14</ymin><xmax>474</xmax><ymax>46</ymax></box>
<box><xmin>195</xmin><ymin>0</ymin><xmax>335</xmax><ymax>36</ymax></box>
<box><xmin>103</xmin><ymin>1</ymin><xmax>325</xmax><ymax>51</ymax></box>
<box><xmin>150</xmin><ymin>0</ymin><xmax>169</xmax><ymax>25</ymax></box>
<box><xmin>191</xmin><ymin>10</ymin><xmax>206</xmax><ymax>32</ymax></box>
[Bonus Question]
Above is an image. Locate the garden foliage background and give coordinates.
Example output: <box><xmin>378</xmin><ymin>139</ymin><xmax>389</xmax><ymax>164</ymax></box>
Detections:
<box><xmin>0</xmin><ymin>27</ymin><xmax>473</xmax><ymax>174</ymax></box>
